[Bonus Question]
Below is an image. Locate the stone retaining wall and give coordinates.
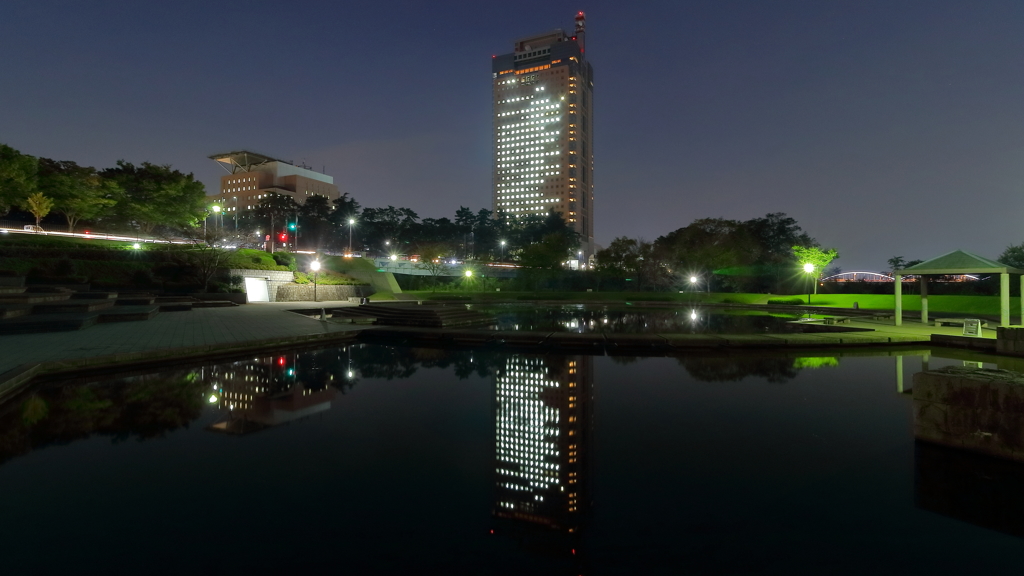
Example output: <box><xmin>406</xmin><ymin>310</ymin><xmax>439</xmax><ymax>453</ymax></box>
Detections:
<box><xmin>275</xmin><ymin>284</ymin><xmax>372</xmax><ymax>302</ymax></box>
<box><xmin>227</xmin><ymin>269</ymin><xmax>295</xmax><ymax>302</ymax></box>
<box><xmin>913</xmin><ymin>366</ymin><xmax>1024</xmax><ymax>461</ymax></box>
<box><xmin>997</xmin><ymin>327</ymin><xmax>1024</xmax><ymax>356</ymax></box>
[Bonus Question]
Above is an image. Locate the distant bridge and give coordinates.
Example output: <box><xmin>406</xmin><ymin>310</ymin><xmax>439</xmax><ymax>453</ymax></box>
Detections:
<box><xmin>374</xmin><ymin>259</ymin><xmax>520</xmax><ymax>278</ymax></box>
<box><xmin>823</xmin><ymin>271</ymin><xmax>981</xmax><ymax>282</ymax></box>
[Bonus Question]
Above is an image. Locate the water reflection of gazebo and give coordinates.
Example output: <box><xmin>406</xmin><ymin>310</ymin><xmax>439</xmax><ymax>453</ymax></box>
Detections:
<box><xmin>893</xmin><ymin>250</ymin><xmax>1024</xmax><ymax>327</ymax></box>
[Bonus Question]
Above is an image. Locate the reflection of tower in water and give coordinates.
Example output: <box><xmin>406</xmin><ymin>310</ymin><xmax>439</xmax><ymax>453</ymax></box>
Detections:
<box><xmin>494</xmin><ymin>354</ymin><xmax>592</xmax><ymax>532</ymax></box>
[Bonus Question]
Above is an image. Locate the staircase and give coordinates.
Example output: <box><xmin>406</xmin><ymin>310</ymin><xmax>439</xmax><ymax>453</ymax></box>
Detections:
<box><xmin>0</xmin><ymin>276</ymin><xmax>203</xmax><ymax>334</ymax></box>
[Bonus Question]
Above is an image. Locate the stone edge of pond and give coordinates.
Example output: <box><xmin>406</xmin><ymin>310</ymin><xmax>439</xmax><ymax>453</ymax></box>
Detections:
<box><xmin>0</xmin><ymin>329</ymin><xmax>363</xmax><ymax>404</ymax></box>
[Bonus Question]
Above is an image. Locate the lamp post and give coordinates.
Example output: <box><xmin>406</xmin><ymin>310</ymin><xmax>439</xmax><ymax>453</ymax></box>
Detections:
<box><xmin>310</xmin><ymin>260</ymin><xmax>321</xmax><ymax>302</ymax></box>
<box><xmin>348</xmin><ymin>218</ymin><xmax>355</xmax><ymax>254</ymax></box>
<box><xmin>211</xmin><ymin>205</ymin><xmax>221</xmax><ymax>236</ymax></box>
<box><xmin>803</xmin><ymin>262</ymin><xmax>815</xmax><ymax>305</ymax></box>
<box><xmin>690</xmin><ymin>275</ymin><xmax>698</xmax><ymax>293</ymax></box>
<box><xmin>500</xmin><ymin>240</ymin><xmax>506</xmax><ymax>261</ymax></box>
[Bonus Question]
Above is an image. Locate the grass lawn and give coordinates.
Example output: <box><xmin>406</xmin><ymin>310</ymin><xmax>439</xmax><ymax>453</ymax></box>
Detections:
<box><xmin>0</xmin><ymin>232</ymin><xmax>145</xmax><ymax>249</ymax></box>
<box><xmin>401</xmin><ymin>290</ymin><xmax>1018</xmax><ymax>317</ymax></box>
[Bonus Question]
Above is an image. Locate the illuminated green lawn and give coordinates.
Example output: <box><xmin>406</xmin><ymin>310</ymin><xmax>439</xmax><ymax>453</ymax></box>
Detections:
<box><xmin>403</xmin><ymin>290</ymin><xmax>1016</xmax><ymax>316</ymax></box>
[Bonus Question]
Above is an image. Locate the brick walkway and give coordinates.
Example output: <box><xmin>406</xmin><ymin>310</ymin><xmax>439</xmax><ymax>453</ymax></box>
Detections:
<box><xmin>0</xmin><ymin>301</ymin><xmax>365</xmax><ymax>389</ymax></box>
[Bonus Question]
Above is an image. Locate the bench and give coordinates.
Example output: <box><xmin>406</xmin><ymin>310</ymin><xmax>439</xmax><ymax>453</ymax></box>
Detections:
<box><xmin>933</xmin><ymin>318</ymin><xmax>988</xmax><ymax>328</ymax></box>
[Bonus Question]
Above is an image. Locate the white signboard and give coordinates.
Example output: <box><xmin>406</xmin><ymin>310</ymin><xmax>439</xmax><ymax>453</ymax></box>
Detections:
<box><xmin>963</xmin><ymin>318</ymin><xmax>981</xmax><ymax>337</ymax></box>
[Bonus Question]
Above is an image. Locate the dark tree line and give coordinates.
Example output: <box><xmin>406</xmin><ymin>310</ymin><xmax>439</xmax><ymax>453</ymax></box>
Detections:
<box><xmin>0</xmin><ymin>143</ymin><xmax>207</xmax><ymax>235</ymax></box>
<box><xmin>595</xmin><ymin>212</ymin><xmax>822</xmax><ymax>292</ymax></box>
<box><xmin>229</xmin><ymin>191</ymin><xmax>580</xmax><ymax>267</ymax></box>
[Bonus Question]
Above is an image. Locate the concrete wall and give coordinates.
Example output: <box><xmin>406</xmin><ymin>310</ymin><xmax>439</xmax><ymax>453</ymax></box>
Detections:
<box><xmin>913</xmin><ymin>366</ymin><xmax>1024</xmax><ymax>462</ymax></box>
<box><xmin>275</xmin><ymin>284</ymin><xmax>372</xmax><ymax>302</ymax></box>
<box><xmin>997</xmin><ymin>327</ymin><xmax>1024</xmax><ymax>356</ymax></box>
<box><xmin>228</xmin><ymin>269</ymin><xmax>295</xmax><ymax>302</ymax></box>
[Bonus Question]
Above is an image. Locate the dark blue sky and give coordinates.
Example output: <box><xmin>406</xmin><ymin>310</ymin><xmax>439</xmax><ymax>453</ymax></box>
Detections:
<box><xmin>2</xmin><ymin>1</ymin><xmax>1022</xmax><ymax>270</ymax></box>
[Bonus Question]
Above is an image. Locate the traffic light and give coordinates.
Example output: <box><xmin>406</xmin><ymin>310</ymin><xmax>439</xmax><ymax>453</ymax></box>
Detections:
<box><xmin>279</xmin><ymin>233</ymin><xmax>288</xmax><ymax>242</ymax></box>
<box><xmin>288</xmin><ymin>222</ymin><xmax>296</xmax><ymax>230</ymax></box>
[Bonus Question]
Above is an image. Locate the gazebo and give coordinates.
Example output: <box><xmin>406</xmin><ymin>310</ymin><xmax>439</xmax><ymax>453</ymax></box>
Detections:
<box><xmin>893</xmin><ymin>250</ymin><xmax>1024</xmax><ymax>327</ymax></box>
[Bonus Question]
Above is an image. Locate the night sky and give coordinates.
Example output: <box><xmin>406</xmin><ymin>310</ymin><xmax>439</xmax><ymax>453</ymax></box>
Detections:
<box><xmin>2</xmin><ymin>1</ymin><xmax>1022</xmax><ymax>270</ymax></box>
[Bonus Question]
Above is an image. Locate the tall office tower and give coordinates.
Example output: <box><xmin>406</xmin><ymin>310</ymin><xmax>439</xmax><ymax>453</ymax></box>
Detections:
<box><xmin>492</xmin><ymin>12</ymin><xmax>595</xmax><ymax>257</ymax></box>
<box><xmin>493</xmin><ymin>354</ymin><xmax>592</xmax><ymax>534</ymax></box>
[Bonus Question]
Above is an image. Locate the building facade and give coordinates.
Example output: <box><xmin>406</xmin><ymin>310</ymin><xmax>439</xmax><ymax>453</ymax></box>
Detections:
<box><xmin>208</xmin><ymin>150</ymin><xmax>340</xmax><ymax>215</ymax></box>
<box><xmin>492</xmin><ymin>12</ymin><xmax>595</xmax><ymax>256</ymax></box>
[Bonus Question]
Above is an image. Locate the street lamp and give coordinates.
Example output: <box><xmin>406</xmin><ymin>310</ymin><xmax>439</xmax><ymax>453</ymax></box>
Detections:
<box><xmin>211</xmin><ymin>205</ymin><xmax>222</xmax><ymax>236</ymax></box>
<box><xmin>803</xmin><ymin>262</ymin><xmax>815</xmax><ymax>304</ymax></box>
<box><xmin>310</xmin><ymin>260</ymin><xmax>321</xmax><ymax>302</ymax></box>
<box><xmin>348</xmin><ymin>218</ymin><xmax>355</xmax><ymax>254</ymax></box>
<box><xmin>500</xmin><ymin>240</ymin><xmax>506</xmax><ymax>261</ymax></box>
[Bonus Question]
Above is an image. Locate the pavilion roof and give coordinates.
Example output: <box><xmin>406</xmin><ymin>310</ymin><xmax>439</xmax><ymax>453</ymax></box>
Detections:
<box><xmin>897</xmin><ymin>249</ymin><xmax>1024</xmax><ymax>275</ymax></box>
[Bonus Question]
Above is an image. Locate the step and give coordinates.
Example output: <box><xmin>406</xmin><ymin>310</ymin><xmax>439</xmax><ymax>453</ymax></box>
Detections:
<box><xmin>33</xmin><ymin>300</ymin><xmax>116</xmax><ymax>314</ymax></box>
<box><xmin>99</xmin><ymin>305</ymin><xmax>160</xmax><ymax>323</ymax></box>
<box><xmin>0</xmin><ymin>286</ymin><xmax>26</xmax><ymax>294</ymax></box>
<box><xmin>0</xmin><ymin>292</ymin><xmax>72</xmax><ymax>305</ymax></box>
<box><xmin>116</xmin><ymin>296</ymin><xmax>157</xmax><ymax>305</ymax></box>
<box><xmin>156</xmin><ymin>296</ymin><xmax>197</xmax><ymax>303</ymax></box>
<box><xmin>160</xmin><ymin>302</ymin><xmax>193</xmax><ymax>312</ymax></box>
<box><xmin>191</xmin><ymin>301</ymin><xmax>238</xmax><ymax>308</ymax></box>
<box><xmin>0</xmin><ymin>313</ymin><xmax>99</xmax><ymax>334</ymax></box>
<box><xmin>70</xmin><ymin>291</ymin><xmax>119</xmax><ymax>300</ymax></box>
<box><xmin>0</xmin><ymin>305</ymin><xmax>32</xmax><ymax>320</ymax></box>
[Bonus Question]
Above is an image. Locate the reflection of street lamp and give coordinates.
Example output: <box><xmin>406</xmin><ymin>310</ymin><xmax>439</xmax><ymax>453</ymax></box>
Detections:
<box><xmin>803</xmin><ymin>262</ymin><xmax>815</xmax><ymax>304</ymax></box>
<box><xmin>348</xmin><ymin>218</ymin><xmax>355</xmax><ymax>254</ymax></box>
<box><xmin>310</xmin><ymin>260</ymin><xmax>321</xmax><ymax>302</ymax></box>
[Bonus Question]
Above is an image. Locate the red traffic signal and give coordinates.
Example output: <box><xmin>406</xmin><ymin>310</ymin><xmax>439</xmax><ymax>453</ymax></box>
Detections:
<box><xmin>278</xmin><ymin>233</ymin><xmax>288</xmax><ymax>242</ymax></box>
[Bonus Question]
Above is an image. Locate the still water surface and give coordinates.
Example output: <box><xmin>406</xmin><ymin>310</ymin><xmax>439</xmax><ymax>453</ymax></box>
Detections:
<box><xmin>1</xmin><ymin>345</ymin><xmax>1023</xmax><ymax>574</ymax></box>
<box><xmin>475</xmin><ymin>303</ymin><xmax>802</xmax><ymax>333</ymax></box>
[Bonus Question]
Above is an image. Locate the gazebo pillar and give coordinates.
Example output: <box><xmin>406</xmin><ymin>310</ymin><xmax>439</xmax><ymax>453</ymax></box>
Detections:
<box><xmin>1001</xmin><ymin>273</ymin><xmax>1011</xmax><ymax>327</ymax></box>
<box><xmin>920</xmin><ymin>276</ymin><xmax>928</xmax><ymax>325</ymax></box>
<box><xmin>1020</xmin><ymin>275</ymin><xmax>1024</xmax><ymax>326</ymax></box>
<box><xmin>894</xmin><ymin>274</ymin><xmax>902</xmax><ymax>326</ymax></box>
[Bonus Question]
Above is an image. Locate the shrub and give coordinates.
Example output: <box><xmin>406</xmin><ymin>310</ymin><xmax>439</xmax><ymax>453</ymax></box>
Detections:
<box><xmin>272</xmin><ymin>252</ymin><xmax>297</xmax><ymax>271</ymax></box>
<box><xmin>767</xmin><ymin>297</ymin><xmax>805</xmax><ymax>305</ymax></box>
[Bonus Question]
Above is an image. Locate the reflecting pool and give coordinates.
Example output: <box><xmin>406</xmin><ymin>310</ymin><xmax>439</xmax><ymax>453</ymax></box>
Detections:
<box><xmin>473</xmin><ymin>303</ymin><xmax>806</xmax><ymax>333</ymax></box>
<box><xmin>2</xmin><ymin>345</ymin><xmax>1024</xmax><ymax>574</ymax></box>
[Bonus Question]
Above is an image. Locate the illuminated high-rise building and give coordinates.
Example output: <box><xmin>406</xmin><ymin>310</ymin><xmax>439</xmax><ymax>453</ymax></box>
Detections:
<box><xmin>492</xmin><ymin>12</ymin><xmax>595</xmax><ymax>257</ymax></box>
<box><xmin>493</xmin><ymin>354</ymin><xmax>592</xmax><ymax>533</ymax></box>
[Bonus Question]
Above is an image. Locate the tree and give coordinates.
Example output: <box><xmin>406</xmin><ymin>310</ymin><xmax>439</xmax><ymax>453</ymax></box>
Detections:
<box><xmin>596</xmin><ymin>237</ymin><xmax>671</xmax><ymax>290</ymax></box>
<box><xmin>177</xmin><ymin>227</ymin><xmax>236</xmax><ymax>291</ymax></box>
<box><xmin>1000</xmin><ymin>244</ymin><xmax>1024</xmax><ymax>269</ymax></box>
<box><xmin>0</xmin><ymin>143</ymin><xmax>37</xmax><ymax>216</ymax></box>
<box><xmin>22</xmin><ymin>192</ymin><xmax>54</xmax><ymax>228</ymax></box>
<box><xmin>330</xmin><ymin>192</ymin><xmax>361</xmax><ymax>225</ymax></box>
<box><xmin>253</xmin><ymin>193</ymin><xmax>301</xmax><ymax>246</ymax></box>
<box><xmin>791</xmin><ymin>245</ymin><xmax>838</xmax><ymax>295</ymax></box>
<box><xmin>414</xmin><ymin>242</ymin><xmax>454</xmax><ymax>290</ymax></box>
<box><xmin>298</xmin><ymin>195</ymin><xmax>333</xmax><ymax>249</ymax></box>
<box><xmin>100</xmin><ymin>161</ymin><xmax>206</xmax><ymax>234</ymax></box>
<box><xmin>37</xmin><ymin>159</ymin><xmax>118</xmax><ymax>232</ymax></box>
<box><xmin>886</xmin><ymin>256</ymin><xmax>907</xmax><ymax>276</ymax></box>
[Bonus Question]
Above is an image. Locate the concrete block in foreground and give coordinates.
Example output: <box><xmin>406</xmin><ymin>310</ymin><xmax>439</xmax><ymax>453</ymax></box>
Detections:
<box><xmin>913</xmin><ymin>366</ymin><xmax>1024</xmax><ymax>461</ymax></box>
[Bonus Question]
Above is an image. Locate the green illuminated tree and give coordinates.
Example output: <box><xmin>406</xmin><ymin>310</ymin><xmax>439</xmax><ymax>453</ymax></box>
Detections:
<box><xmin>101</xmin><ymin>161</ymin><xmax>206</xmax><ymax>234</ymax></box>
<box><xmin>37</xmin><ymin>159</ymin><xmax>118</xmax><ymax>232</ymax></box>
<box><xmin>22</xmin><ymin>192</ymin><xmax>54</xmax><ymax>228</ymax></box>
<box><xmin>792</xmin><ymin>245</ymin><xmax>838</xmax><ymax>295</ymax></box>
